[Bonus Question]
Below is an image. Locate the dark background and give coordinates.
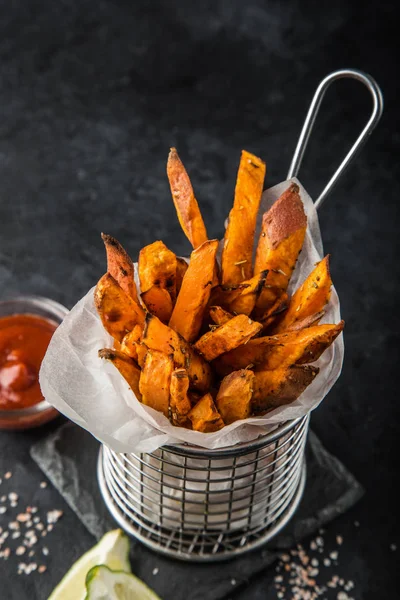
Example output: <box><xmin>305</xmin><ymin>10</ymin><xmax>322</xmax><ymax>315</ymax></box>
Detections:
<box><xmin>0</xmin><ymin>1</ymin><xmax>398</xmax><ymax>598</ymax></box>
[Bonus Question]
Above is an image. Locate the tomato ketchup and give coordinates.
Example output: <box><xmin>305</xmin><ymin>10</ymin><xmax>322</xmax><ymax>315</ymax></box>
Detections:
<box><xmin>0</xmin><ymin>314</ymin><xmax>57</xmax><ymax>410</ymax></box>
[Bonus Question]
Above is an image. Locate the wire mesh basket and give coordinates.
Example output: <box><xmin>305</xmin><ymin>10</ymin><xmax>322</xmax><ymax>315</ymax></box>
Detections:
<box><xmin>97</xmin><ymin>415</ymin><xmax>308</xmax><ymax>561</ymax></box>
<box><xmin>97</xmin><ymin>69</ymin><xmax>383</xmax><ymax>561</ymax></box>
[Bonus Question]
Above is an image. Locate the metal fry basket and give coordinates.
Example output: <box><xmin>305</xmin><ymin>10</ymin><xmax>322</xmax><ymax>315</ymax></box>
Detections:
<box><xmin>97</xmin><ymin>69</ymin><xmax>383</xmax><ymax>561</ymax></box>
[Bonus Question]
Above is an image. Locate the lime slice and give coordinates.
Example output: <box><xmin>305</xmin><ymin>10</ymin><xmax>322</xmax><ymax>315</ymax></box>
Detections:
<box><xmin>84</xmin><ymin>565</ymin><xmax>162</xmax><ymax>600</ymax></box>
<box><xmin>48</xmin><ymin>529</ymin><xmax>131</xmax><ymax>600</ymax></box>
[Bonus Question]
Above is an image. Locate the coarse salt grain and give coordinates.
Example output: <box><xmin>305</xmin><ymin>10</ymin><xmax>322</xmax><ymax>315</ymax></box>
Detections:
<box><xmin>47</xmin><ymin>510</ymin><xmax>63</xmax><ymax>525</ymax></box>
<box><xmin>0</xmin><ymin>507</ymin><xmax>6</xmax><ymax>514</ymax></box>
<box><xmin>38</xmin><ymin>565</ymin><xmax>46</xmax><ymax>574</ymax></box>
<box><xmin>40</xmin><ymin>482</ymin><xmax>47</xmax><ymax>489</ymax></box>
<box><xmin>4</xmin><ymin>472</ymin><xmax>12</xmax><ymax>480</ymax></box>
<box><xmin>336</xmin><ymin>535</ymin><xmax>343</xmax><ymax>545</ymax></box>
<box><xmin>16</xmin><ymin>546</ymin><xmax>25</xmax><ymax>556</ymax></box>
<box><xmin>0</xmin><ymin>496</ymin><xmax>6</xmax><ymax>502</ymax></box>
<box><xmin>231</xmin><ymin>579</ymin><xmax>236</xmax><ymax>586</ymax></box>
<box><xmin>8</xmin><ymin>522</ymin><xmax>19</xmax><ymax>530</ymax></box>
<box><xmin>42</xmin><ymin>547</ymin><xmax>49</xmax><ymax>556</ymax></box>
<box><xmin>354</xmin><ymin>521</ymin><xmax>360</xmax><ymax>527</ymax></box>
<box><xmin>390</xmin><ymin>544</ymin><xmax>397</xmax><ymax>551</ymax></box>
<box><xmin>17</xmin><ymin>514</ymin><xmax>30</xmax><ymax>523</ymax></box>
<box><xmin>152</xmin><ymin>568</ymin><xmax>158</xmax><ymax>575</ymax></box>
<box><xmin>8</xmin><ymin>492</ymin><xmax>18</xmax><ymax>502</ymax></box>
<box><xmin>11</xmin><ymin>532</ymin><xmax>21</xmax><ymax>539</ymax></box>
<box><xmin>330</xmin><ymin>551</ymin><xmax>339</xmax><ymax>560</ymax></box>
<box><xmin>323</xmin><ymin>558</ymin><xmax>331</xmax><ymax>567</ymax></box>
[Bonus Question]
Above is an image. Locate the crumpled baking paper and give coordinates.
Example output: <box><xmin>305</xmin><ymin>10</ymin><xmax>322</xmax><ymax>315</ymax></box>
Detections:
<box><xmin>40</xmin><ymin>178</ymin><xmax>344</xmax><ymax>454</ymax></box>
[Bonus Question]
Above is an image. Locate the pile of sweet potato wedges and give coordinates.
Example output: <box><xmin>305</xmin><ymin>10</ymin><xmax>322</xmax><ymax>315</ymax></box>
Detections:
<box><xmin>95</xmin><ymin>149</ymin><xmax>344</xmax><ymax>432</ymax></box>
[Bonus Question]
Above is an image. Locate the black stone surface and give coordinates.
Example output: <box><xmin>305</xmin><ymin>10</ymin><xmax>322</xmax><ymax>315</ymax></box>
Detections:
<box><xmin>0</xmin><ymin>1</ymin><xmax>399</xmax><ymax>598</ymax></box>
<box><xmin>29</xmin><ymin>423</ymin><xmax>363</xmax><ymax>600</ymax></box>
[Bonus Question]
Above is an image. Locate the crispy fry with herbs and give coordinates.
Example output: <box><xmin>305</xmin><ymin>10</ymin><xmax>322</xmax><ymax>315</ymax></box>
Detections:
<box><xmin>226</xmin><ymin>270</ymin><xmax>268</xmax><ymax>315</ymax></box>
<box><xmin>95</xmin><ymin>273</ymin><xmax>145</xmax><ymax>342</ymax></box>
<box><xmin>194</xmin><ymin>314</ymin><xmax>262</xmax><ymax>362</ymax></box>
<box><xmin>98</xmin><ymin>348</ymin><xmax>142</xmax><ymax>400</ymax></box>
<box><xmin>138</xmin><ymin>240</ymin><xmax>177</xmax><ymax>302</ymax></box>
<box><xmin>252</xmin><ymin>365</ymin><xmax>319</xmax><ymax>414</ymax></box>
<box><xmin>214</xmin><ymin>322</ymin><xmax>343</xmax><ymax>376</ymax></box>
<box><xmin>170</xmin><ymin>369</ymin><xmax>192</xmax><ymax>426</ymax></box>
<box><xmin>139</xmin><ymin>350</ymin><xmax>174</xmax><ymax>417</ymax></box>
<box><xmin>120</xmin><ymin>324</ymin><xmax>143</xmax><ymax>362</ymax></box>
<box><xmin>216</xmin><ymin>369</ymin><xmax>254</xmax><ymax>424</ymax></box>
<box><xmin>167</xmin><ymin>148</ymin><xmax>208</xmax><ymax>249</ymax></box>
<box><xmin>169</xmin><ymin>239</ymin><xmax>219</xmax><ymax>342</ymax></box>
<box><xmin>141</xmin><ymin>286</ymin><xmax>173</xmax><ymax>323</ymax></box>
<box><xmin>188</xmin><ymin>393</ymin><xmax>225</xmax><ymax>432</ymax></box>
<box><xmin>271</xmin><ymin>256</ymin><xmax>332</xmax><ymax>333</ymax></box>
<box><xmin>175</xmin><ymin>257</ymin><xmax>189</xmax><ymax>296</ymax></box>
<box><xmin>221</xmin><ymin>150</ymin><xmax>266</xmax><ymax>284</ymax></box>
<box><xmin>143</xmin><ymin>313</ymin><xmax>212</xmax><ymax>392</ymax></box>
<box><xmin>209</xmin><ymin>306</ymin><xmax>234</xmax><ymax>326</ymax></box>
<box><xmin>258</xmin><ymin>293</ymin><xmax>289</xmax><ymax>331</ymax></box>
<box><xmin>101</xmin><ymin>233</ymin><xmax>139</xmax><ymax>304</ymax></box>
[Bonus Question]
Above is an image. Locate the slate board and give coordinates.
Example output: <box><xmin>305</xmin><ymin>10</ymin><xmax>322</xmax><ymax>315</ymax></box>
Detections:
<box><xmin>30</xmin><ymin>424</ymin><xmax>363</xmax><ymax>600</ymax></box>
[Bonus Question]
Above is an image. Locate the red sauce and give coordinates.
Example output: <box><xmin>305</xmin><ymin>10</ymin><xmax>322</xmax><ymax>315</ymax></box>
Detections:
<box><xmin>0</xmin><ymin>314</ymin><xmax>57</xmax><ymax>410</ymax></box>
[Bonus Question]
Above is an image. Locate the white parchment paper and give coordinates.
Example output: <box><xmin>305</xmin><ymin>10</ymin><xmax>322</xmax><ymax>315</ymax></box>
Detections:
<box><xmin>40</xmin><ymin>178</ymin><xmax>344</xmax><ymax>454</ymax></box>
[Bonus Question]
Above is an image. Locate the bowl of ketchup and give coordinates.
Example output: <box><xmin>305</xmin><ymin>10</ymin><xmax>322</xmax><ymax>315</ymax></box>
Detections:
<box><xmin>0</xmin><ymin>296</ymin><xmax>68</xmax><ymax>430</ymax></box>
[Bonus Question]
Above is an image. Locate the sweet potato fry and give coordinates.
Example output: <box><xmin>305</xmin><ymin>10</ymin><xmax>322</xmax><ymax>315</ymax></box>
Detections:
<box><xmin>138</xmin><ymin>240</ymin><xmax>177</xmax><ymax>302</ymax></box>
<box><xmin>170</xmin><ymin>369</ymin><xmax>192</xmax><ymax>426</ymax></box>
<box><xmin>221</xmin><ymin>150</ymin><xmax>266</xmax><ymax>284</ymax></box>
<box><xmin>98</xmin><ymin>348</ymin><xmax>142</xmax><ymax>400</ymax></box>
<box><xmin>216</xmin><ymin>370</ymin><xmax>254</xmax><ymax>424</ymax></box>
<box><xmin>141</xmin><ymin>286</ymin><xmax>173</xmax><ymax>323</ymax></box>
<box><xmin>139</xmin><ymin>350</ymin><xmax>173</xmax><ymax>417</ymax></box>
<box><xmin>167</xmin><ymin>148</ymin><xmax>208</xmax><ymax>249</ymax></box>
<box><xmin>226</xmin><ymin>270</ymin><xmax>268</xmax><ymax>315</ymax></box>
<box><xmin>271</xmin><ymin>256</ymin><xmax>332</xmax><ymax>333</ymax></box>
<box><xmin>188</xmin><ymin>393</ymin><xmax>225</xmax><ymax>432</ymax></box>
<box><xmin>194</xmin><ymin>314</ymin><xmax>262</xmax><ymax>362</ymax></box>
<box><xmin>252</xmin><ymin>365</ymin><xmax>319</xmax><ymax>414</ymax></box>
<box><xmin>143</xmin><ymin>314</ymin><xmax>212</xmax><ymax>392</ymax></box>
<box><xmin>214</xmin><ymin>322</ymin><xmax>344</xmax><ymax>376</ymax></box>
<box><xmin>101</xmin><ymin>233</ymin><xmax>139</xmax><ymax>304</ymax></box>
<box><xmin>120</xmin><ymin>324</ymin><xmax>143</xmax><ymax>361</ymax></box>
<box><xmin>209</xmin><ymin>306</ymin><xmax>233</xmax><ymax>326</ymax></box>
<box><xmin>285</xmin><ymin>311</ymin><xmax>325</xmax><ymax>332</ymax></box>
<box><xmin>253</xmin><ymin>184</ymin><xmax>306</xmax><ymax>317</ymax></box>
<box><xmin>136</xmin><ymin>342</ymin><xmax>148</xmax><ymax>368</ymax></box>
<box><xmin>169</xmin><ymin>239</ymin><xmax>219</xmax><ymax>342</ymax></box>
<box><xmin>259</xmin><ymin>293</ymin><xmax>289</xmax><ymax>331</ymax></box>
<box><xmin>176</xmin><ymin>257</ymin><xmax>188</xmax><ymax>296</ymax></box>
<box><xmin>95</xmin><ymin>273</ymin><xmax>145</xmax><ymax>342</ymax></box>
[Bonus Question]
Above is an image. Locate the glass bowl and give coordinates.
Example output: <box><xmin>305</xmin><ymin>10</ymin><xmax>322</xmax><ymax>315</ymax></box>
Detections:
<box><xmin>0</xmin><ymin>295</ymin><xmax>69</xmax><ymax>430</ymax></box>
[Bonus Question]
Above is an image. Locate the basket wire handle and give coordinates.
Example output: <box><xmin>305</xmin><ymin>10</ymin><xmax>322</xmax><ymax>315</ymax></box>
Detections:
<box><xmin>287</xmin><ymin>68</ymin><xmax>384</xmax><ymax>210</ymax></box>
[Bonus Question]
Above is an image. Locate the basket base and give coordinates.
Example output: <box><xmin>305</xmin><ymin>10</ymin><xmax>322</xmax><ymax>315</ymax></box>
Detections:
<box><xmin>97</xmin><ymin>446</ymin><xmax>306</xmax><ymax>562</ymax></box>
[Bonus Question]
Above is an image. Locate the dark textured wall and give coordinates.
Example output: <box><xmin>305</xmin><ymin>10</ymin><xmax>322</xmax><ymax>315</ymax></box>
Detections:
<box><xmin>0</xmin><ymin>1</ymin><xmax>398</xmax><ymax>598</ymax></box>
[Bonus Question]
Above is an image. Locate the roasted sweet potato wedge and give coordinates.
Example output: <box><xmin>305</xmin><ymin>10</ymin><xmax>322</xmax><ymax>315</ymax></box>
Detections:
<box><xmin>214</xmin><ymin>322</ymin><xmax>344</xmax><ymax>376</ymax></box>
<box><xmin>95</xmin><ymin>273</ymin><xmax>145</xmax><ymax>342</ymax></box>
<box><xmin>209</xmin><ymin>306</ymin><xmax>234</xmax><ymax>326</ymax></box>
<box><xmin>226</xmin><ymin>270</ymin><xmax>268</xmax><ymax>315</ymax></box>
<box><xmin>271</xmin><ymin>256</ymin><xmax>332</xmax><ymax>333</ymax></box>
<box><xmin>143</xmin><ymin>313</ymin><xmax>212</xmax><ymax>392</ymax></box>
<box><xmin>141</xmin><ymin>286</ymin><xmax>173</xmax><ymax>323</ymax></box>
<box><xmin>120</xmin><ymin>324</ymin><xmax>143</xmax><ymax>361</ymax></box>
<box><xmin>98</xmin><ymin>348</ymin><xmax>142</xmax><ymax>400</ymax></box>
<box><xmin>136</xmin><ymin>342</ymin><xmax>148</xmax><ymax>368</ymax></box>
<box><xmin>253</xmin><ymin>184</ymin><xmax>306</xmax><ymax>317</ymax></box>
<box><xmin>194</xmin><ymin>314</ymin><xmax>263</xmax><ymax>362</ymax></box>
<box><xmin>139</xmin><ymin>350</ymin><xmax>174</xmax><ymax>417</ymax></box>
<box><xmin>138</xmin><ymin>240</ymin><xmax>177</xmax><ymax>302</ymax></box>
<box><xmin>170</xmin><ymin>368</ymin><xmax>192</xmax><ymax>426</ymax></box>
<box><xmin>252</xmin><ymin>365</ymin><xmax>319</xmax><ymax>414</ymax></box>
<box><xmin>285</xmin><ymin>311</ymin><xmax>325</xmax><ymax>332</ymax></box>
<box><xmin>169</xmin><ymin>239</ymin><xmax>219</xmax><ymax>342</ymax></box>
<box><xmin>167</xmin><ymin>148</ymin><xmax>208</xmax><ymax>249</ymax></box>
<box><xmin>101</xmin><ymin>233</ymin><xmax>139</xmax><ymax>304</ymax></box>
<box><xmin>216</xmin><ymin>369</ymin><xmax>254</xmax><ymax>424</ymax></box>
<box><xmin>175</xmin><ymin>257</ymin><xmax>189</xmax><ymax>296</ymax></box>
<box><xmin>221</xmin><ymin>151</ymin><xmax>266</xmax><ymax>284</ymax></box>
<box><xmin>188</xmin><ymin>393</ymin><xmax>225</xmax><ymax>432</ymax></box>
<box><xmin>259</xmin><ymin>293</ymin><xmax>289</xmax><ymax>331</ymax></box>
